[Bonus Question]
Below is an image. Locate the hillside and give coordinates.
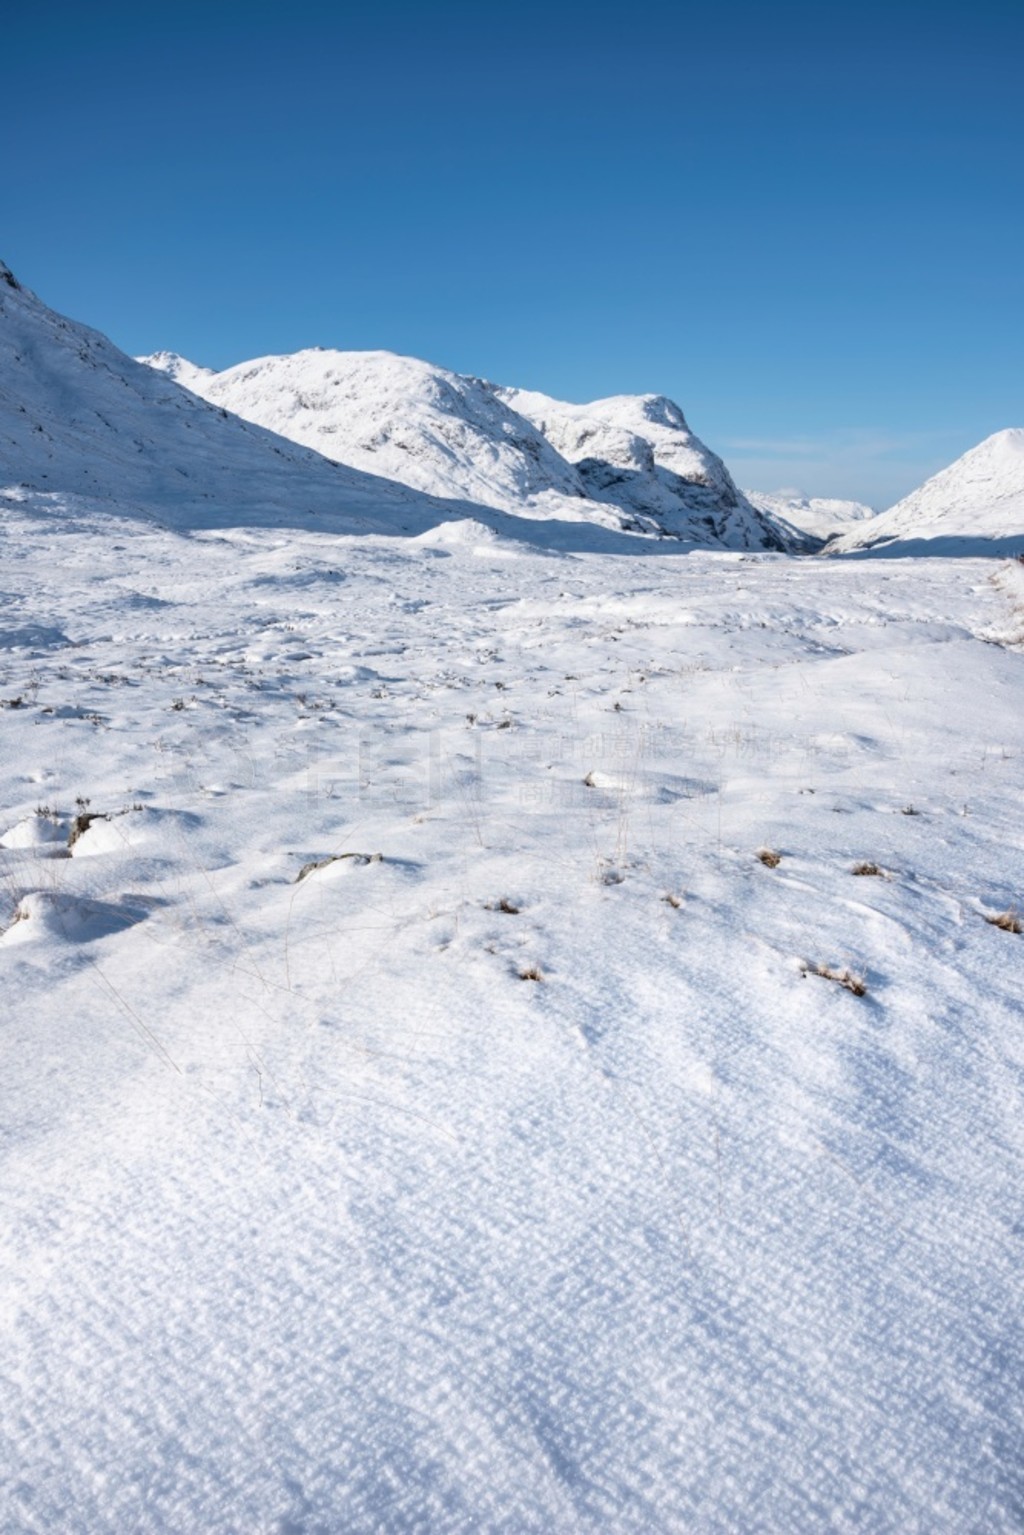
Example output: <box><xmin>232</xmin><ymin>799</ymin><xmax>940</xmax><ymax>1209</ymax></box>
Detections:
<box><xmin>0</xmin><ymin>265</ymin><xmax>434</xmax><ymax>536</ymax></box>
<box><xmin>829</xmin><ymin>430</ymin><xmax>1024</xmax><ymax>555</ymax></box>
<box><xmin>142</xmin><ymin>348</ymin><xmax>786</xmax><ymax>549</ymax></box>
<box><xmin>500</xmin><ymin>386</ymin><xmax>783</xmax><ymax>547</ymax></box>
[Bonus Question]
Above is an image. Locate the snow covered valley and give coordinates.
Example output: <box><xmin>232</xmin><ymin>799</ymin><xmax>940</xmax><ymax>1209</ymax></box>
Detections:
<box><xmin>2</xmin><ymin>488</ymin><xmax>1023</xmax><ymax>1531</ymax></box>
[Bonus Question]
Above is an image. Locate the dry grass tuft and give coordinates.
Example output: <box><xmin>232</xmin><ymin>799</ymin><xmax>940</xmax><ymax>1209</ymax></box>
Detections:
<box><xmin>851</xmin><ymin>861</ymin><xmax>885</xmax><ymax>877</ymax></box>
<box><xmin>296</xmin><ymin>851</ymin><xmax>382</xmax><ymax>882</ymax></box>
<box><xmin>68</xmin><ymin>811</ymin><xmax>108</xmax><ymax>848</ymax></box>
<box><xmin>984</xmin><ymin>908</ymin><xmax>1022</xmax><ymax>934</ymax></box>
<box><xmin>519</xmin><ymin>965</ymin><xmax>543</xmax><ymax>982</ymax></box>
<box><xmin>756</xmin><ymin>847</ymin><xmax>781</xmax><ymax>869</ymax></box>
<box><xmin>802</xmin><ymin>962</ymin><xmax>867</xmax><ymax>996</ymax></box>
<box><xmin>494</xmin><ymin>897</ymin><xmax>520</xmax><ymax>915</ymax></box>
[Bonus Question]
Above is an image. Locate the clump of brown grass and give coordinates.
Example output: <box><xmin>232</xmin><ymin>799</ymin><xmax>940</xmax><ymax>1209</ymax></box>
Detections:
<box><xmin>851</xmin><ymin>861</ymin><xmax>885</xmax><ymax>877</ymax></box>
<box><xmin>802</xmin><ymin>962</ymin><xmax>867</xmax><ymax>996</ymax></box>
<box><xmin>984</xmin><ymin>908</ymin><xmax>1021</xmax><ymax>934</ymax></box>
<box><xmin>519</xmin><ymin>965</ymin><xmax>543</xmax><ymax>982</ymax></box>
<box><xmin>756</xmin><ymin>847</ymin><xmax>781</xmax><ymax>868</ymax></box>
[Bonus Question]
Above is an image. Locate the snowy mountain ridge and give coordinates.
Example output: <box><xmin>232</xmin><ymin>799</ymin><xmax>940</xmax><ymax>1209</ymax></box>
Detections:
<box><xmin>140</xmin><ymin>350</ymin><xmax>216</xmax><ymax>394</ymax></box>
<box><xmin>140</xmin><ymin>346</ymin><xmax>788</xmax><ymax>549</ymax></box>
<box><xmin>0</xmin><ymin>267</ymin><xmax>784</xmax><ymax>552</ymax></box>
<box><xmin>151</xmin><ymin>347</ymin><xmax>587</xmax><ymax>512</ymax></box>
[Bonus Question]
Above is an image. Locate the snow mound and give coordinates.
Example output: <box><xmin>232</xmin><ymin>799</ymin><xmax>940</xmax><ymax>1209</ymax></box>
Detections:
<box><xmin>829</xmin><ymin>430</ymin><xmax>1024</xmax><ymax>556</ymax></box>
<box><xmin>0</xmin><ymin>813</ymin><xmax>69</xmax><ymax>852</ymax></box>
<box><xmin>2</xmin><ymin>891</ymin><xmax>150</xmax><ymax>945</ymax></box>
<box><xmin>410</xmin><ymin>517</ymin><xmax>522</xmax><ymax>556</ymax></box>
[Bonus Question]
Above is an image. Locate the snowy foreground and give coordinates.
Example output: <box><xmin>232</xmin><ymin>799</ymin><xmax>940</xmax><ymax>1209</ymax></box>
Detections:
<box><xmin>2</xmin><ymin>495</ymin><xmax>1024</xmax><ymax>1533</ymax></box>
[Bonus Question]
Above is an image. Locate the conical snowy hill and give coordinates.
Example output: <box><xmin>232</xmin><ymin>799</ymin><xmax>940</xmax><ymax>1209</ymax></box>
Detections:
<box><xmin>141</xmin><ymin>347</ymin><xmax>787</xmax><ymax>550</ymax></box>
<box><xmin>829</xmin><ymin>429</ymin><xmax>1024</xmax><ymax>556</ymax></box>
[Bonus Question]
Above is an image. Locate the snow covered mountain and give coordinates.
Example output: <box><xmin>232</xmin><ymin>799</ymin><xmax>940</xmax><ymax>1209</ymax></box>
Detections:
<box><xmin>141</xmin><ymin>347</ymin><xmax>787</xmax><ymax>549</ymax></box>
<box><xmin>744</xmin><ymin>488</ymin><xmax>877</xmax><ymax>545</ymax></box>
<box><xmin>829</xmin><ymin>429</ymin><xmax>1024</xmax><ymax>555</ymax></box>
<box><xmin>0</xmin><ymin>264</ymin><xmax>436</xmax><ymax>536</ymax></box>
<box><xmin>498</xmin><ymin>385</ymin><xmax>782</xmax><ymax>546</ymax></box>
<box><xmin>139</xmin><ymin>349</ymin><xmax>216</xmax><ymax>395</ymax></box>
<box><xmin>145</xmin><ymin>347</ymin><xmax>586</xmax><ymax>512</ymax></box>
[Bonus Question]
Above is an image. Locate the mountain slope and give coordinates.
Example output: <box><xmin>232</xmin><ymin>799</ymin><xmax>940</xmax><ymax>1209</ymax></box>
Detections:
<box><xmin>829</xmin><ymin>430</ymin><xmax>1024</xmax><ymax>555</ymax></box>
<box><xmin>498</xmin><ymin>385</ymin><xmax>785</xmax><ymax>547</ymax></box>
<box><xmin>143</xmin><ymin>348</ymin><xmax>587</xmax><ymax>513</ymax></box>
<box><xmin>142</xmin><ymin>347</ymin><xmax>786</xmax><ymax>550</ymax></box>
<box><xmin>0</xmin><ymin>267</ymin><xmax>449</xmax><ymax>536</ymax></box>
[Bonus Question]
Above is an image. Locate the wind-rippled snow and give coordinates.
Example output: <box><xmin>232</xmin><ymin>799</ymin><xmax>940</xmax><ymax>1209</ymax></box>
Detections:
<box><xmin>2</xmin><ymin>486</ymin><xmax>1023</xmax><ymax>1532</ymax></box>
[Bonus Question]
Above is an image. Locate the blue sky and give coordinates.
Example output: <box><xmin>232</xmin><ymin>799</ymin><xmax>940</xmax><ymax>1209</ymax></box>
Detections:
<box><xmin>6</xmin><ymin>0</ymin><xmax>1022</xmax><ymax>505</ymax></box>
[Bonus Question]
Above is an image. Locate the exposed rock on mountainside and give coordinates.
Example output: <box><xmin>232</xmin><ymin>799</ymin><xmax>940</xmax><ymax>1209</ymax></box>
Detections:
<box><xmin>499</xmin><ymin>386</ymin><xmax>783</xmax><ymax>546</ymax></box>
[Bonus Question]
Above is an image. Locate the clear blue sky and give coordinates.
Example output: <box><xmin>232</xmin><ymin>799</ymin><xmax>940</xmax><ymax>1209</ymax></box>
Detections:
<box><xmin>6</xmin><ymin>0</ymin><xmax>1022</xmax><ymax>506</ymax></box>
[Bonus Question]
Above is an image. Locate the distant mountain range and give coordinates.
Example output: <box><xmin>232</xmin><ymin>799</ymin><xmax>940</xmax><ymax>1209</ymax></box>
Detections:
<box><xmin>2</xmin><ymin>259</ymin><xmax>1021</xmax><ymax>556</ymax></box>
<box><xmin>743</xmin><ymin>490</ymin><xmax>877</xmax><ymax>544</ymax></box>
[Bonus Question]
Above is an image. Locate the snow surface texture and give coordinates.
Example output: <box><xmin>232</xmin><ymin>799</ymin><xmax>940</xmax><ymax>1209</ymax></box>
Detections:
<box><xmin>830</xmin><ymin>430</ymin><xmax>1024</xmax><ymax>557</ymax></box>
<box><xmin>3</xmin><ymin>265</ymin><xmax>1024</xmax><ymax>1531</ymax></box>
<box><xmin>745</xmin><ymin>488</ymin><xmax>877</xmax><ymax>544</ymax></box>
<box><xmin>3</xmin><ymin>502</ymin><xmax>1024</xmax><ymax>1531</ymax></box>
<box><xmin>140</xmin><ymin>348</ymin><xmax>787</xmax><ymax>550</ymax></box>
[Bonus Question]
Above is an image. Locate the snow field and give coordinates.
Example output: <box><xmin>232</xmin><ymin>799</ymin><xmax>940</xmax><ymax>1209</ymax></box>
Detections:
<box><xmin>1</xmin><ymin>497</ymin><xmax>1023</xmax><ymax>1530</ymax></box>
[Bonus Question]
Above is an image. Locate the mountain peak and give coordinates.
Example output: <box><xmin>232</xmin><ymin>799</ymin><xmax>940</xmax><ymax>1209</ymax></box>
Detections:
<box><xmin>137</xmin><ymin>351</ymin><xmax>216</xmax><ymax>392</ymax></box>
<box><xmin>829</xmin><ymin>427</ymin><xmax>1024</xmax><ymax>555</ymax></box>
